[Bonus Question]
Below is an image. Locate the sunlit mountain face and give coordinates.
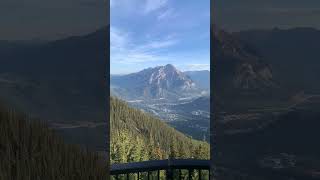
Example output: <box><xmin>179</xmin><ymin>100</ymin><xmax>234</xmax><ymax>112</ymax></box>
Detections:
<box><xmin>111</xmin><ymin>64</ymin><xmax>201</xmax><ymax>100</ymax></box>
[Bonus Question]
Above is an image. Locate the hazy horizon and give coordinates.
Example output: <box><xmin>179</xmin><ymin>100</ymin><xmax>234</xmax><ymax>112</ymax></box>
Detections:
<box><xmin>2</xmin><ymin>25</ymin><xmax>320</xmax><ymax>42</ymax></box>
<box><xmin>110</xmin><ymin>63</ymin><xmax>210</xmax><ymax>75</ymax></box>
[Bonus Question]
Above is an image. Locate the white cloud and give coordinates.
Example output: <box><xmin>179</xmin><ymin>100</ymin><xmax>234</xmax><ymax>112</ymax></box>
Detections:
<box><xmin>111</xmin><ymin>27</ymin><xmax>209</xmax><ymax>72</ymax></box>
<box><xmin>140</xmin><ymin>39</ymin><xmax>178</xmax><ymax>49</ymax></box>
<box><xmin>110</xmin><ymin>27</ymin><xmax>128</xmax><ymax>50</ymax></box>
<box><xmin>111</xmin><ymin>26</ymin><xmax>179</xmax><ymax>65</ymax></box>
<box><xmin>184</xmin><ymin>64</ymin><xmax>210</xmax><ymax>71</ymax></box>
<box><xmin>157</xmin><ymin>8</ymin><xmax>177</xmax><ymax>20</ymax></box>
<box><xmin>144</xmin><ymin>0</ymin><xmax>167</xmax><ymax>13</ymax></box>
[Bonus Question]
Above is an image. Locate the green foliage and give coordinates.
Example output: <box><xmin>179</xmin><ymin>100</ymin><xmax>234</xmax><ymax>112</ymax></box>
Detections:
<box><xmin>0</xmin><ymin>108</ymin><xmax>108</xmax><ymax>180</ymax></box>
<box><xmin>110</xmin><ymin>97</ymin><xmax>209</xmax><ymax>164</ymax></box>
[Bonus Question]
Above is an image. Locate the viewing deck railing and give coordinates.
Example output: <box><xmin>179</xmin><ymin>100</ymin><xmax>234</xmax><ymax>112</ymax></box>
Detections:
<box><xmin>110</xmin><ymin>159</ymin><xmax>211</xmax><ymax>180</ymax></box>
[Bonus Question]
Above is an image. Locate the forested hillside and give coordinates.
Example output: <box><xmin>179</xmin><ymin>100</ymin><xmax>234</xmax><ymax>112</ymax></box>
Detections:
<box><xmin>0</xmin><ymin>105</ymin><xmax>108</xmax><ymax>180</ymax></box>
<box><xmin>110</xmin><ymin>97</ymin><xmax>209</xmax><ymax>164</ymax></box>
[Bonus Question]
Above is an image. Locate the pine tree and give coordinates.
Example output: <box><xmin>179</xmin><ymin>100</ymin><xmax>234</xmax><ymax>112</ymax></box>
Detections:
<box><xmin>169</xmin><ymin>138</ymin><xmax>179</xmax><ymax>159</ymax></box>
<box><xmin>110</xmin><ymin>97</ymin><xmax>209</xmax><ymax>163</ymax></box>
<box><xmin>154</xmin><ymin>142</ymin><xmax>163</xmax><ymax>160</ymax></box>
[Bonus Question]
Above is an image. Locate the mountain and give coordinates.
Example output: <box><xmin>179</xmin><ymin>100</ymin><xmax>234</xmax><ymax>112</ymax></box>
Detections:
<box><xmin>213</xmin><ymin>27</ymin><xmax>276</xmax><ymax>95</ymax></box>
<box><xmin>111</xmin><ymin>65</ymin><xmax>210</xmax><ymax>141</ymax></box>
<box><xmin>213</xmin><ymin>27</ymin><xmax>320</xmax><ymax>179</ymax></box>
<box><xmin>111</xmin><ymin>64</ymin><xmax>198</xmax><ymax>101</ymax></box>
<box><xmin>110</xmin><ymin>96</ymin><xmax>209</xmax><ymax>163</ymax></box>
<box><xmin>234</xmin><ymin>27</ymin><xmax>320</xmax><ymax>93</ymax></box>
<box><xmin>184</xmin><ymin>70</ymin><xmax>210</xmax><ymax>90</ymax></box>
<box><xmin>0</xmin><ymin>27</ymin><xmax>108</xmax><ymax>151</ymax></box>
<box><xmin>211</xmin><ymin>27</ymin><xmax>288</xmax><ymax>113</ymax></box>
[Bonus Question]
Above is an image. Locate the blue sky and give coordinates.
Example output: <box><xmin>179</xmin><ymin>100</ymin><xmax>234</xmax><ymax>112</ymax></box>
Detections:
<box><xmin>110</xmin><ymin>0</ymin><xmax>210</xmax><ymax>74</ymax></box>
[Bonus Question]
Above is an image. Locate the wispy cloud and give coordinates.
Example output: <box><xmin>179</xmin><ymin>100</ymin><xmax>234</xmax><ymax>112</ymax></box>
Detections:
<box><xmin>110</xmin><ymin>27</ymin><xmax>128</xmax><ymax>50</ymax></box>
<box><xmin>111</xmin><ymin>26</ymin><xmax>179</xmax><ymax>64</ymax></box>
<box><xmin>183</xmin><ymin>64</ymin><xmax>210</xmax><ymax>71</ymax></box>
<box><xmin>110</xmin><ymin>1</ymin><xmax>210</xmax><ymax>74</ymax></box>
<box><xmin>157</xmin><ymin>8</ymin><xmax>177</xmax><ymax>20</ymax></box>
<box><xmin>144</xmin><ymin>0</ymin><xmax>168</xmax><ymax>13</ymax></box>
<box><xmin>139</xmin><ymin>38</ymin><xmax>178</xmax><ymax>49</ymax></box>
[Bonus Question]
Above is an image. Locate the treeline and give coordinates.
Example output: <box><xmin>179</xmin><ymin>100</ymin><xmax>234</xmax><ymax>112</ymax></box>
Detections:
<box><xmin>110</xmin><ymin>97</ymin><xmax>209</xmax><ymax>164</ymax></box>
<box><xmin>0</xmin><ymin>106</ymin><xmax>108</xmax><ymax>180</ymax></box>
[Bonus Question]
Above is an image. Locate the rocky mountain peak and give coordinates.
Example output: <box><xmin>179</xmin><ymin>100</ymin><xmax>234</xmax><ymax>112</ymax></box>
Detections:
<box><xmin>111</xmin><ymin>64</ymin><xmax>198</xmax><ymax>100</ymax></box>
<box><xmin>148</xmin><ymin>64</ymin><xmax>194</xmax><ymax>90</ymax></box>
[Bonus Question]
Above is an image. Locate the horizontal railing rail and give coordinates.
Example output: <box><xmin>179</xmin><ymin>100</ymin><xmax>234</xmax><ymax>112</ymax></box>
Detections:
<box><xmin>110</xmin><ymin>159</ymin><xmax>211</xmax><ymax>180</ymax></box>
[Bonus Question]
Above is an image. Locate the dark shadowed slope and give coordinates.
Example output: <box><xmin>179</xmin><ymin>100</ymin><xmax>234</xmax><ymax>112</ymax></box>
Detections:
<box><xmin>211</xmin><ymin>27</ymin><xmax>289</xmax><ymax>112</ymax></box>
<box><xmin>235</xmin><ymin>27</ymin><xmax>320</xmax><ymax>93</ymax></box>
<box><xmin>213</xmin><ymin>27</ymin><xmax>275</xmax><ymax>93</ymax></box>
<box><xmin>0</xmin><ymin>27</ymin><xmax>108</xmax><ymax>150</ymax></box>
<box><xmin>0</xmin><ymin>105</ymin><xmax>108</xmax><ymax>180</ymax></box>
<box><xmin>213</xmin><ymin>27</ymin><xmax>320</xmax><ymax>180</ymax></box>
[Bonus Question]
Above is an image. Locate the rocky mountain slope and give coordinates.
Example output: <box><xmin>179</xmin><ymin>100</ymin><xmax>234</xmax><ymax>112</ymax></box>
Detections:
<box><xmin>234</xmin><ymin>27</ymin><xmax>320</xmax><ymax>93</ymax></box>
<box><xmin>213</xmin><ymin>27</ymin><xmax>320</xmax><ymax>180</ymax></box>
<box><xmin>111</xmin><ymin>64</ymin><xmax>199</xmax><ymax>101</ymax></box>
<box><xmin>213</xmin><ymin>27</ymin><xmax>276</xmax><ymax>95</ymax></box>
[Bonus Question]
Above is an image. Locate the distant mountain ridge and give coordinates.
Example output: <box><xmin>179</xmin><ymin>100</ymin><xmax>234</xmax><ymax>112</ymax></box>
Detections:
<box><xmin>111</xmin><ymin>64</ymin><xmax>200</xmax><ymax>100</ymax></box>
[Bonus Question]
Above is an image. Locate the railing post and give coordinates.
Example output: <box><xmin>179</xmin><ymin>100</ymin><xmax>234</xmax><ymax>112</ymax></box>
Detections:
<box><xmin>137</xmin><ymin>172</ymin><xmax>140</xmax><ymax>180</ymax></box>
<box><xmin>157</xmin><ymin>170</ymin><xmax>160</xmax><ymax>180</ymax></box>
<box><xmin>198</xmin><ymin>169</ymin><xmax>201</xmax><ymax>180</ymax></box>
<box><xmin>167</xmin><ymin>168</ymin><xmax>173</xmax><ymax>180</ymax></box>
<box><xmin>188</xmin><ymin>169</ymin><xmax>192</xmax><ymax>180</ymax></box>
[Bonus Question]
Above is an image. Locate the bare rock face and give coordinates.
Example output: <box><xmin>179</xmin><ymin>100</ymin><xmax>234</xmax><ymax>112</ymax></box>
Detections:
<box><xmin>234</xmin><ymin>62</ymin><xmax>274</xmax><ymax>90</ymax></box>
<box><xmin>147</xmin><ymin>64</ymin><xmax>196</xmax><ymax>97</ymax></box>
<box><xmin>212</xmin><ymin>27</ymin><xmax>276</xmax><ymax>95</ymax></box>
